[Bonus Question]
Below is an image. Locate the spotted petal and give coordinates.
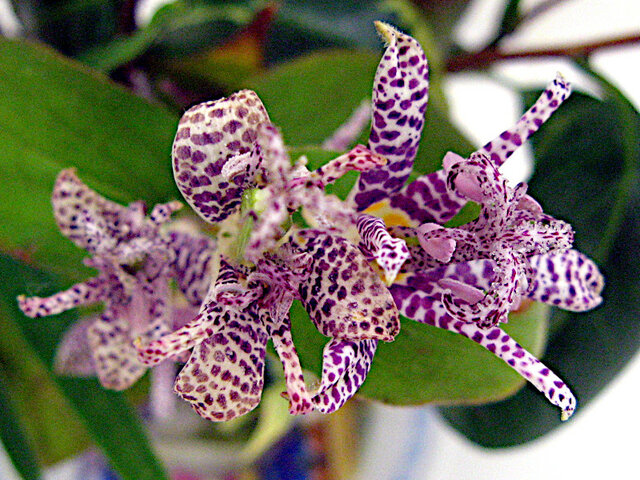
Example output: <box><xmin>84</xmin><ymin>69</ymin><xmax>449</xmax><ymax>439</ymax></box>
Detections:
<box><xmin>174</xmin><ymin>306</ymin><xmax>269</xmax><ymax>422</ymax></box>
<box><xmin>52</xmin><ymin>169</ymin><xmax>130</xmax><ymax>251</ymax></box>
<box><xmin>292</xmin><ymin>229</ymin><xmax>400</xmax><ymax>341</ymax></box>
<box><xmin>172</xmin><ymin>90</ymin><xmax>269</xmax><ymax>223</ymax></box>
<box><xmin>166</xmin><ymin>229</ymin><xmax>216</xmax><ymax>306</ymax></box>
<box><xmin>87</xmin><ymin>307</ymin><xmax>150</xmax><ymax>390</ymax></box>
<box><xmin>312</xmin><ymin>338</ymin><xmax>377</xmax><ymax>413</ymax></box>
<box><xmin>529</xmin><ymin>249</ymin><xmax>604</xmax><ymax>311</ymax></box>
<box><xmin>18</xmin><ymin>276</ymin><xmax>107</xmax><ymax>318</ymax></box>
<box><xmin>351</xmin><ymin>22</ymin><xmax>429</xmax><ymax>211</ymax></box>
<box><xmin>479</xmin><ymin>74</ymin><xmax>571</xmax><ymax>168</ymax></box>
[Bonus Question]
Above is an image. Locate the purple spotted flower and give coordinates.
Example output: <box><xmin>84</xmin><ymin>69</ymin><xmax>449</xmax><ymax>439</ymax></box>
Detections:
<box><xmin>137</xmin><ymin>78</ymin><xmax>403</xmax><ymax>419</ymax></box>
<box><xmin>349</xmin><ymin>65</ymin><xmax>604</xmax><ymax>419</ymax></box>
<box><xmin>18</xmin><ymin>169</ymin><xmax>215</xmax><ymax>390</ymax></box>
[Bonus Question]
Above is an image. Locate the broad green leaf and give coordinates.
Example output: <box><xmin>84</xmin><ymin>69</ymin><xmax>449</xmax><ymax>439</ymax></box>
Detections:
<box><xmin>0</xmin><ymin>374</ymin><xmax>44</xmax><ymax>480</ymax></box>
<box><xmin>0</xmin><ymin>38</ymin><xmax>180</xmax><ymax>280</ymax></box>
<box><xmin>1</xmin><ymin>254</ymin><xmax>170</xmax><ymax>480</ymax></box>
<box><xmin>441</xmin><ymin>87</ymin><xmax>640</xmax><ymax>446</ymax></box>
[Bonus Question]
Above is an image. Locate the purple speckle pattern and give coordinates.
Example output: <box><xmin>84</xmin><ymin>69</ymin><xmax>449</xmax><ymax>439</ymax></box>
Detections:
<box><xmin>528</xmin><ymin>249</ymin><xmax>604</xmax><ymax>311</ymax></box>
<box><xmin>419</xmin><ymin>152</ymin><xmax>574</xmax><ymax>328</ymax></box>
<box><xmin>357</xmin><ymin>213</ymin><xmax>409</xmax><ymax>284</ymax></box>
<box><xmin>172</xmin><ymin>90</ymin><xmax>269</xmax><ymax>223</ymax></box>
<box><xmin>480</xmin><ymin>74</ymin><xmax>571</xmax><ymax>168</ymax></box>
<box><xmin>292</xmin><ymin>229</ymin><xmax>400</xmax><ymax>342</ymax></box>
<box><xmin>18</xmin><ymin>170</ymin><xmax>214</xmax><ymax>391</ymax></box>
<box><xmin>351</xmin><ymin>22</ymin><xmax>430</xmax><ymax>211</ymax></box>
<box><xmin>138</xmin><ymin>253</ymin><xmax>316</xmax><ymax>420</ymax></box>
<box><xmin>312</xmin><ymin>338</ymin><xmax>378</xmax><ymax>413</ymax></box>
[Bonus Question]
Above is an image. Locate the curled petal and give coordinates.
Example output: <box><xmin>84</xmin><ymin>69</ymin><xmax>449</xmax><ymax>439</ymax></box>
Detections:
<box><xmin>528</xmin><ymin>249</ymin><xmax>604</xmax><ymax>311</ymax></box>
<box><xmin>352</xmin><ymin>22</ymin><xmax>429</xmax><ymax>211</ymax></box>
<box><xmin>312</xmin><ymin>338</ymin><xmax>377</xmax><ymax>414</ymax></box>
<box><xmin>174</xmin><ymin>309</ymin><xmax>269</xmax><ymax>422</ymax></box>
<box><xmin>445</xmin><ymin>152</ymin><xmax>509</xmax><ymax>214</ymax></box>
<box><xmin>417</xmin><ymin>223</ymin><xmax>456</xmax><ymax>263</ymax></box>
<box><xmin>172</xmin><ymin>90</ymin><xmax>269</xmax><ymax>223</ymax></box>
<box><xmin>357</xmin><ymin>214</ymin><xmax>409</xmax><ymax>284</ymax></box>
<box><xmin>322</xmin><ymin>99</ymin><xmax>372</xmax><ymax>151</ymax></box>
<box><xmin>18</xmin><ymin>276</ymin><xmax>107</xmax><ymax>318</ymax></box>
<box><xmin>480</xmin><ymin>74</ymin><xmax>572</xmax><ymax>168</ymax></box>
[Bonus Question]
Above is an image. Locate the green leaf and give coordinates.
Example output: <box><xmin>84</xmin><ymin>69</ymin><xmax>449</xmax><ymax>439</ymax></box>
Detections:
<box><xmin>0</xmin><ymin>38</ymin><xmax>180</xmax><ymax>280</ymax></box>
<box><xmin>1</xmin><ymin>254</ymin><xmax>170</xmax><ymax>480</ymax></box>
<box><xmin>440</xmin><ymin>87</ymin><xmax>640</xmax><ymax>446</ymax></box>
<box><xmin>0</xmin><ymin>374</ymin><xmax>44</xmax><ymax>480</ymax></box>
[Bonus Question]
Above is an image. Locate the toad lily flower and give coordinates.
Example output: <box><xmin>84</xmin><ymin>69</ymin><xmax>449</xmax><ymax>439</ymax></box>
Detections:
<box><xmin>353</xmin><ymin>69</ymin><xmax>603</xmax><ymax>419</ymax></box>
<box><xmin>18</xmin><ymin>169</ymin><xmax>215</xmax><ymax>390</ymax></box>
<box><xmin>137</xmin><ymin>85</ymin><xmax>401</xmax><ymax>420</ymax></box>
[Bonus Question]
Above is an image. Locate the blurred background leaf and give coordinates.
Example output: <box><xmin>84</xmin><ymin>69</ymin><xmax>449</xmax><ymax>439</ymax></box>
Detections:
<box><xmin>440</xmin><ymin>84</ymin><xmax>640</xmax><ymax>446</ymax></box>
<box><xmin>0</xmin><ymin>373</ymin><xmax>44</xmax><ymax>480</ymax></box>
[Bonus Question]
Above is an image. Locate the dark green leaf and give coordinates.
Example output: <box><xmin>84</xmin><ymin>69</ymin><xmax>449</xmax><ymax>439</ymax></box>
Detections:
<box><xmin>1</xmin><ymin>254</ymin><xmax>170</xmax><ymax>480</ymax></box>
<box><xmin>0</xmin><ymin>374</ymin><xmax>43</xmax><ymax>480</ymax></box>
<box><xmin>441</xmin><ymin>87</ymin><xmax>640</xmax><ymax>446</ymax></box>
<box><xmin>0</xmin><ymin>38</ymin><xmax>180</xmax><ymax>280</ymax></box>
<box><xmin>10</xmin><ymin>0</ymin><xmax>122</xmax><ymax>57</ymax></box>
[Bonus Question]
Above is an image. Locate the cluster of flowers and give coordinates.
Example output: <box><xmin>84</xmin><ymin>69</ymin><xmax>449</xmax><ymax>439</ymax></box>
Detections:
<box><xmin>19</xmin><ymin>23</ymin><xmax>603</xmax><ymax>422</ymax></box>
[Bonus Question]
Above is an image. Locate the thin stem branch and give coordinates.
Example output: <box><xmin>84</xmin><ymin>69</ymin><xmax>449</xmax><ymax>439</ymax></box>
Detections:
<box><xmin>447</xmin><ymin>33</ymin><xmax>640</xmax><ymax>72</ymax></box>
